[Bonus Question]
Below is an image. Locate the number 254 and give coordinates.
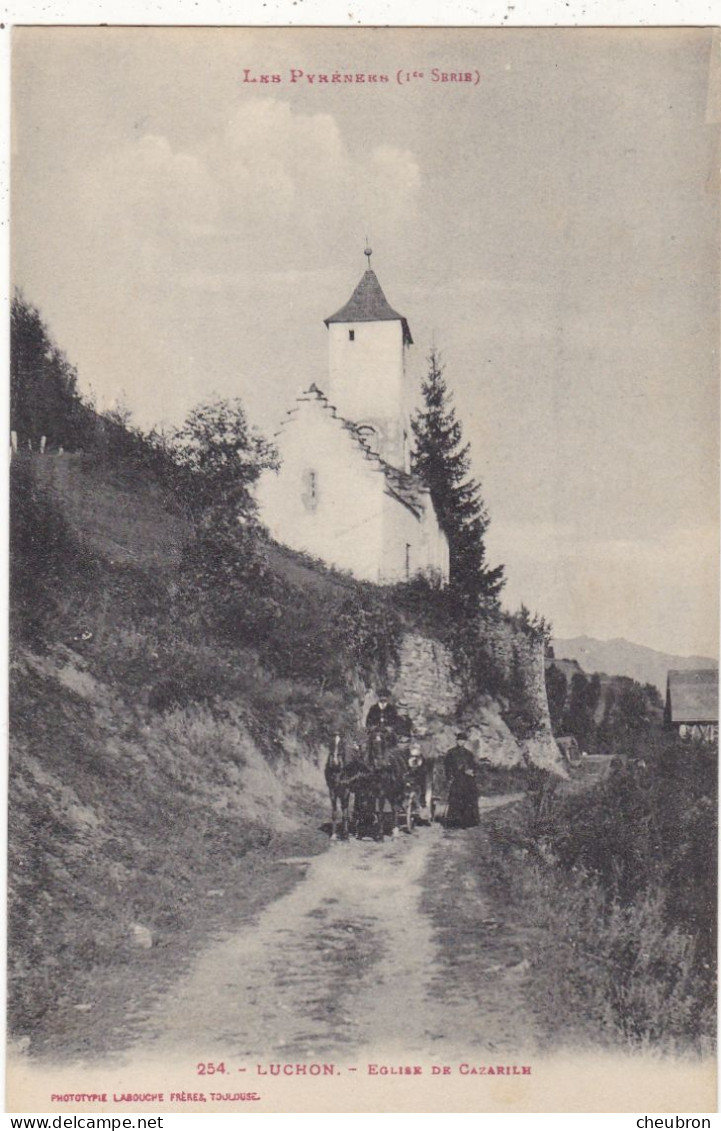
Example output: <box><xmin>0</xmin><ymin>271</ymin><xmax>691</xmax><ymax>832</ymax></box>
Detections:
<box><xmin>197</xmin><ymin>1062</ymin><xmax>226</xmax><ymax>1075</ymax></box>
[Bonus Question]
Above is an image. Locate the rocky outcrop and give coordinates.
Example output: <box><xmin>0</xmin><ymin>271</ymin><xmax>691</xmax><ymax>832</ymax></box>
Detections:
<box><xmin>390</xmin><ymin>632</ymin><xmax>461</xmax><ymax>726</ymax></box>
<box><xmin>522</xmin><ymin>643</ymin><xmax>567</xmax><ymax>773</ymax></box>
<box><xmin>372</xmin><ymin>629</ymin><xmax>565</xmax><ymax>775</ymax></box>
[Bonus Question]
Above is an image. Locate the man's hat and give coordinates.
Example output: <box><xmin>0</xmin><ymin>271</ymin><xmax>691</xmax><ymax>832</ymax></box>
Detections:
<box><xmin>456</xmin><ymin>731</ymin><xmax>469</xmax><ymax>741</ymax></box>
<box><xmin>378</xmin><ymin>687</ymin><xmax>391</xmax><ymax>698</ymax></box>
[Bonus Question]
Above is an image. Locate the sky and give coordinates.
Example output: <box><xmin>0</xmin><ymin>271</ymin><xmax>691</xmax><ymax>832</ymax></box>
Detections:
<box><xmin>11</xmin><ymin>26</ymin><xmax>720</xmax><ymax>657</ymax></box>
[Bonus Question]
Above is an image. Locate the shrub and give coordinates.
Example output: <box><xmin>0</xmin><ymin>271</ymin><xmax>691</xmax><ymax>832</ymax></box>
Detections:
<box><xmin>509</xmin><ymin>727</ymin><xmax>717</xmax><ymax>1049</ymax></box>
<box><xmin>529</xmin><ymin>868</ymin><xmax>713</xmax><ymax>1051</ymax></box>
<box><xmin>477</xmin><ymin>801</ymin><xmax>714</xmax><ymax>1053</ymax></box>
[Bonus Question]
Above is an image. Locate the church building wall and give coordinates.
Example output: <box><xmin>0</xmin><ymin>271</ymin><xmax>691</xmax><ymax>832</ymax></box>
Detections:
<box><xmin>256</xmin><ymin>400</ymin><xmax>387</xmax><ymax>582</ymax></box>
<box><xmin>379</xmin><ymin>491</ymin><xmax>450</xmax><ymax>584</ymax></box>
<box><xmin>379</xmin><ymin>491</ymin><xmax>423</xmax><ymax>583</ymax></box>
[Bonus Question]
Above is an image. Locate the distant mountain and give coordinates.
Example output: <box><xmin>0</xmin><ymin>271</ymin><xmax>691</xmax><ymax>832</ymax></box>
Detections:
<box><xmin>552</xmin><ymin>635</ymin><xmax>718</xmax><ymax>695</ymax></box>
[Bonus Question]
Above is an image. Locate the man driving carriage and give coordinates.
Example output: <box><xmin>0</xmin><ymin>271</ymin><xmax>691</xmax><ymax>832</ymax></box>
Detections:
<box><xmin>365</xmin><ymin>687</ymin><xmax>412</xmax><ymax>759</ymax></box>
<box><xmin>365</xmin><ymin>687</ymin><xmax>408</xmax><ymax>735</ymax></box>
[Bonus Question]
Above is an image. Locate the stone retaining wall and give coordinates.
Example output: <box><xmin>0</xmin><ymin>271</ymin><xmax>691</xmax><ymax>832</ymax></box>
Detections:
<box><xmin>391</xmin><ymin>632</ymin><xmax>461</xmax><ymax>727</ymax></box>
<box><xmin>361</xmin><ymin>627</ymin><xmax>565</xmax><ymax>774</ymax></box>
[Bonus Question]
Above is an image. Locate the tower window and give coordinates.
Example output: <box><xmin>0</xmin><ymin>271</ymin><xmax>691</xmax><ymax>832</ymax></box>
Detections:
<box><xmin>348</xmin><ymin>329</ymin><xmax>355</xmax><ymax>341</ymax></box>
<box><xmin>405</xmin><ymin>542</ymin><xmax>412</xmax><ymax>579</ymax></box>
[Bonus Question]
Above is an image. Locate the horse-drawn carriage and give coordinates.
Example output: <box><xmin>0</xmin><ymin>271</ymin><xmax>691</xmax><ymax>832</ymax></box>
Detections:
<box><xmin>325</xmin><ymin>725</ymin><xmax>436</xmax><ymax>841</ymax></box>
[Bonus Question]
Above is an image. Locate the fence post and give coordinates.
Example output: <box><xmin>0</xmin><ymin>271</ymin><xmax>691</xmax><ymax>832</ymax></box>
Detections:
<box><xmin>40</xmin><ymin>435</ymin><xmax>47</xmax><ymax>454</ymax></box>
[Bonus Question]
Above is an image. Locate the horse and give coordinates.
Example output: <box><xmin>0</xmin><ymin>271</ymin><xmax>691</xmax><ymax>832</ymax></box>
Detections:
<box><xmin>324</xmin><ymin>733</ymin><xmax>353</xmax><ymax>840</ymax></box>
<box><xmin>325</xmin><ymin>728</ymin><xmax>428</xmax><ymax>843</ymax></box>
<box><xmin>378</xmin><ymin>746</ymin><xmax>418</xmax><ymax>836</ymax></box>
<box><xmin>324</xmin><ymin>733</ymin><xmax>380</xmax><ymax>840</ymax></box>
<box><xmin>348</xmin><ymin>761</ymin><xmax>385</xmax><ymax>841</ymax></box>
<box><xmin>367</xmin><ymin>736</ymin><xmax>429</xmax><ymax>838</ymax></box>
<box><xmin>366</xmin><ymin>724</ymin><xmax>394</xmax><ymax>766</ymax></box>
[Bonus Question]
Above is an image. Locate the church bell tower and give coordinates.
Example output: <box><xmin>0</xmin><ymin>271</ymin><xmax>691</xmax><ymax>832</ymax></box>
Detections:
<box><xmin>324</xmin><ymin>247</ymin><xmax>413</xmax><ymax>471</ymax></box>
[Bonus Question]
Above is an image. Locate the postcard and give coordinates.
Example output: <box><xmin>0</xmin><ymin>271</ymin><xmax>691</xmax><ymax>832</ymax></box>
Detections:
<box><xmin>7</xmin><ymin>25</ymin><xmax>718</xmax><ymax>1114</ymax></box>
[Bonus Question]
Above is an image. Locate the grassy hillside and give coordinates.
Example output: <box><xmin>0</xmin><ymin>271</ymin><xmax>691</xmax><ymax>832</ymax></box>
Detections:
<box><xmin>23</xmin><ymin>449</ymin><xmax>355</xmax><ymax>590</ymax></box>
<box><xmin>10</xmin><ymin>644</ymin><xmax>324</xmax><ymax>1044</ymax></box>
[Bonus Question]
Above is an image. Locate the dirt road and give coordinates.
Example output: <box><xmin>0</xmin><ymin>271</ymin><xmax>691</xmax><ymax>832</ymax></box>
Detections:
<box><xmin>10</xmin><ymin>797</ymin><xmax>716</xmax><ymax>1115</ymax></box>
<box><xmin>124</xmin><ymin>796</ymin><xmax>537</xmax><ymax>1064</ymax></box>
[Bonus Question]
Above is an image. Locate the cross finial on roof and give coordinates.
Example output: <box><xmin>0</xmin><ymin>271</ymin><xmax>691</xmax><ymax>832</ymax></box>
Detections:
<box><xmin>364</xmin><ymin>239</ymin><xmax>372</xmax><ymax>269</ymax></box>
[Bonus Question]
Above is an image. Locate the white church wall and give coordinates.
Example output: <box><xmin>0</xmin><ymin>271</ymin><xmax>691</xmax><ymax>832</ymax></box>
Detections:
<box><xmin>378</xmin><ymin>490</ymin><xmax>449</xmax><ymax>585</ymax></box>
<box><xmin>379</xmin><ymin>490</ymin><xmax>422</xmax><ymax>583</ymax></box>
<box><xmin>257</xmin><ymin>399</ymin><xmax>386</xmax><ymax>582</ymax></box>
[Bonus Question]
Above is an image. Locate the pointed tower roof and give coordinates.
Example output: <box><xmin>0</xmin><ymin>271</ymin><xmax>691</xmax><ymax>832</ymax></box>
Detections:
<box><xmin>324</xmin><ymin>268</ymin><xmax>413</xmax><ymax>345</ymax></box>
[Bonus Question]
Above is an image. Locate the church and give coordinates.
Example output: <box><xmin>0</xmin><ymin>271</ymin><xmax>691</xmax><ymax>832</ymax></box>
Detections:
<box><xmin>257</xmin><ymin>251</ymin><xmax>450</xmax><ymax>585</ymax></box>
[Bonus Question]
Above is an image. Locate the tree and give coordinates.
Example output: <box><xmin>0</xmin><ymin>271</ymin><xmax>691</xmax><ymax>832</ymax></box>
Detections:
<box><xmin>411</xmin><ymin>348</ymin><xmax>504</xmax><ymax>604</ymax></box>
<box><xmin>643</xmin><ymin>682</ymin><xmax>664</xmax><ymax>710</ymax></box>
<box><xmin>10</xmin><ymin>291</ymin><xmax>92</xmax><ymax>449</ymax></box>
<box><xmin>171</xmin><ymin>397</ymin><xmax>282</xmax><ymax>645</ymax></box>
<box><xmin>545</xmin><ymin>663</ymin><xmax>568</xmax><ymax>733</ymax></box>
<box><xmin>615</xmin><ymin>681</ymin><xmax>652</xmax><ymax>737</ymax></box>
<box><xmin>170</xmin><ymin>397</ymin><xmax>279</xmax><ymax>523</ymax></box>
<box><xmin>594</xmin><ymin>678</ymin><xmax>663</xmax><ymax>755</ymax></box>
<box><xmin>504</xmin><ymin>642</ymin><xmax>544</xmax><ymax>739</ymax></box>
<box><xmin>512</xmin><ymin>603</ymin><xmax>553</xmax><ymax>651</ymax></box>
<box><xmin>595</xmin><ymin>687</ymin><xmax>617</xmax><ymax>754</ymax></box>
<box><xmin>562</xmin><ymin>672</ymin><xmax>598</xmax><ymax>750</ymax></box>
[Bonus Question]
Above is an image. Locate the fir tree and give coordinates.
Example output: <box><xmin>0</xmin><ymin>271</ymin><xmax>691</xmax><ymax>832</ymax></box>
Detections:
<box><xmin>411</xmin><ymin>347</ymin><xmax>504</xmax><ymax>604</ymax></box>
<box><xmin>545</xmin><ymin>662</ymin><xmax>568</xmax><ymax>733</ymax></box>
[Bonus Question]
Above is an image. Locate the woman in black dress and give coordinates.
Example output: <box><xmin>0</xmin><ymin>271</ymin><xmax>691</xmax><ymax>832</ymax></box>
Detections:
<box><xmin>444</xmin><ymin>732</ymin><xmax>480</xmax><ymax>828</ymax></box>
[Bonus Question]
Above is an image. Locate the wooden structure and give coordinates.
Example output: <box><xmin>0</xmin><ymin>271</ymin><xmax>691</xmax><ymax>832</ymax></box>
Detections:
<box><xmin>665</xmin><ymin>669</ymin><xmax>718</xmax><ymax>743</ymax></box>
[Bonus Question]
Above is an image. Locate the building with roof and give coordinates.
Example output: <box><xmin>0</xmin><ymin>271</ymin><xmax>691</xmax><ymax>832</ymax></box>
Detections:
<box><xmin>664</xmin><ymin>669</ymin><xmax>719</xmax><ymax>743</ymax></box>
<box><xmin>257</xmin><ymin>252</ymin><xmax>449</xmax><ymax>584</ymax></box>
